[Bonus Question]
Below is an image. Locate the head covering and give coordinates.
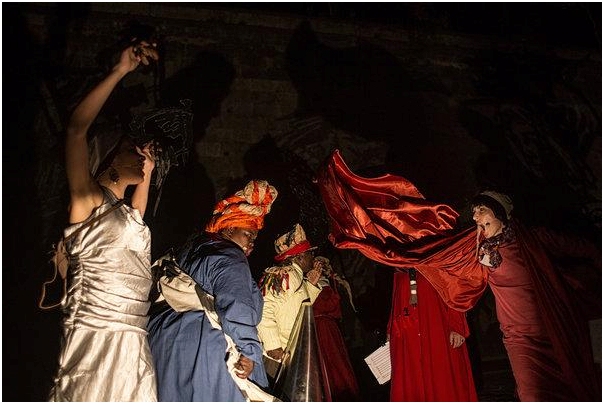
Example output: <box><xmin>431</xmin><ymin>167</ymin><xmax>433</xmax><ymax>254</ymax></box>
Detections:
<box><xmin>129</xmin><ymin>100</ymin><xmax>194</xmax><ymax>190</ymax></box>
<box><xmin>129</xmin><ymin>101</ymin><xmax>195</xmax><ymax>216</ymax></box>
<box><xmin>471</xmin><ymin>190</ymin><xmax>514</xmax><ymax>224</ymax></box>
<box><xmin>205</xmin><ymin>180</ymin><xmax>278</xmax><ymax>233</ymax></box>
<box><xmin>274</xmin><ymin>223</ymin><xmax>317</xmax><ymax>263</ymax></box>
<box><xmin>314</xmin><ymin>256</ymin><xmax>357</xmax><ymax>312</ymax></box>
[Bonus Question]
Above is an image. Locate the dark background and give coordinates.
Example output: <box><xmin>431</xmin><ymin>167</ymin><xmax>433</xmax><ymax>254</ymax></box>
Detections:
<box><xmin>3</xmin><ymin>3</ymin><xmax>601</xmax><ymax>401</ymax></box>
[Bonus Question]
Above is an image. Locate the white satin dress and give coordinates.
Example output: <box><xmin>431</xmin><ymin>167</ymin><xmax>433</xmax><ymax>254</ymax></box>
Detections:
<box><xmin>50</xmin><ymin>188</ymin><xmax>157</xmax><ymax>401</ymax></box>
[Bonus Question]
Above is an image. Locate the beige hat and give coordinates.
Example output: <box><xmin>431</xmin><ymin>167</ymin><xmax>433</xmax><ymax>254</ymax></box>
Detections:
<box><xmin>480</xmin><ymin>191</ymin><xmax>513</xmax><ymax>219</ymax></box>
<box><xmin>274</xmin><ymin>223</ymin><xmax>317</xmax><ymax>263</ymax></box>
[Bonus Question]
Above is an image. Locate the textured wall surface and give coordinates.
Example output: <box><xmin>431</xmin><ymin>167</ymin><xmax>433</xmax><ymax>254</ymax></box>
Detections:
<box><xmin>4</xmin><ymin>3</ymin><xmax>601</xmax><ymax>401</ymax></box>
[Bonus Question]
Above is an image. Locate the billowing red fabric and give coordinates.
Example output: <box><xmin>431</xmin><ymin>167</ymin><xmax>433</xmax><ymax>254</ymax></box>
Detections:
<box><xmin>314</xmin><ymin>283</ymin><xmax>360</xmax><ymax>401</ymax></box>
<box><xmin>317</xmin><ymin>149</ymin><xmax>488</xmax><ymax>311</ymax></box>
<box><xmin>388</xmin><ymin>271</ymin><xmax>477</xmax><ymax>401</ymax></box>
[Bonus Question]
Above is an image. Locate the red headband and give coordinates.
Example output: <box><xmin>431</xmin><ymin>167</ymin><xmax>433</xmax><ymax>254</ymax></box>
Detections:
<box><xmin>274</xmin><ymin>240</ymin><xmax>313</xmax><ymax>263</ymax></box>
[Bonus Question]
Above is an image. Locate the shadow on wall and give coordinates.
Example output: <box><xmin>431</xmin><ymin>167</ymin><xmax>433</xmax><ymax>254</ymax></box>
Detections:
<box><xmin>239</xmin><ymin>135</ymin><xmax>330</xmax><ymax>280</ymax></box>
<box><xmin>459</xmin><ymin>50</ymin><xmax>601</xmax><ymax>235</ymax></box>
<box><xmin>284</xmin><ymin>20</ymin><xmax>480</xmax><ymax>207</ymax></box>
<box><xmin>285</xmin><ymin>20</ymin><xmax>444</xmax><ymax>144</ymax></box>
<box><xmin>147</xmin><ymin>51</ymin><xmax>236</xmax><ymax>257</ymax></box>
<box><xmin>284</xmin><ymin>19</ymin><xmax>600</xmax><ymax>239</ymax></box>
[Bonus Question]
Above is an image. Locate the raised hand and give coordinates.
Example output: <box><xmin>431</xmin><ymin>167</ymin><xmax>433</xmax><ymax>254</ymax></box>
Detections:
<box><xmin>137</xmin><ymin>141</ymin><xmax>159</xmax><ymax>176</ymax></box>
<box><xmin>115</xmin><ymin>40</ymin><xmax>159</xmax><ymax>74</ymax></box>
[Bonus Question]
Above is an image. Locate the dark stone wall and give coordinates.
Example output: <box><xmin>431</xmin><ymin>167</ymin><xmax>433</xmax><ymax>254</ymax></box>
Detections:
<box><xmin>4</xmin><ymin>3</ymin><xmax>600</xmax><ymax>401</ymax></box>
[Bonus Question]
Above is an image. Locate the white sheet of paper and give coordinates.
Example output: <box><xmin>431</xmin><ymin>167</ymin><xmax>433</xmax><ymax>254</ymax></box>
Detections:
<box><xmin>364</xmin><ymin>341</ymin><xmax>391</xmax><ymax>384</ymax></box>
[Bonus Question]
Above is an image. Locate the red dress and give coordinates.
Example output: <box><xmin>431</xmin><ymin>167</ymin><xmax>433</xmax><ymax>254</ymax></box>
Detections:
<box><xmin>313</xmin><ymin>280</ymin><xmax>360</xmax><ymax>401</ymax></box>
<box><xmin>389</xmin><ymin>270</ymin><xmax>477</xmax><ymax>401</ymax></box>
<box><xmin>488</xmin><ymin>232</ymin><xmax>599</xmax><ymax>401</ymax></box>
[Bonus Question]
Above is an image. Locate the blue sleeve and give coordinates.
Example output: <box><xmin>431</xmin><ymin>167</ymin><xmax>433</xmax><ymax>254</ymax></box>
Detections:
<box><xmin>208</xmin><ymin>252</ymin><xmax>265</xmax><ymax>364</ymax></box>
<box><xmin>179</xmin><ymin>243</ymin><xmax>267</xmax><ymax>386</ymax></box>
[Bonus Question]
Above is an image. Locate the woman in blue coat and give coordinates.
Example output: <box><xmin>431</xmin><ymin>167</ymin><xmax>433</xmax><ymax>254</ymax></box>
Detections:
<box><xmin>147</xmin><ymin>180</ymin><xmax>278</xmax><ymax>401</ymax></box>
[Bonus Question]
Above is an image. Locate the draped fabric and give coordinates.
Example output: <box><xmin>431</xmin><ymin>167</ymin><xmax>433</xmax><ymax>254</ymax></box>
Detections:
<box><xmin>313</xmin><ymin>281</ymin><xmax>360</xmax><ymax>401</ymax></box>
<box><xmin>316</xmin><ymin>149</ymin><xmax>487</xmax><ymax>311</ymax></box>
<box><xmin>510</xmin><ymin>225</ymin><xmax>600</xmax><ymax>401</ymax></box>
<box><xmin>147</xmin><ymin>233</ymin><xmax>268</xmax><ymax>402</ymax></box>
<box><xmin>388</xmin><ymin>270</ymin><xmax>477</xmax><ymax>401</ymax></box>
<box><xmin>50</xmin><ymin>187</ymin><xmax>156</xmax><ymax>401</ymax></box>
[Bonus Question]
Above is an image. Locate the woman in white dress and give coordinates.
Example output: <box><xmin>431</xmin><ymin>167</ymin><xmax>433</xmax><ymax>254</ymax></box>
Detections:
<box><xmin>49</xmin><ymin>41</ymin><xmax>159</xmax><ymax>401</ymax></box>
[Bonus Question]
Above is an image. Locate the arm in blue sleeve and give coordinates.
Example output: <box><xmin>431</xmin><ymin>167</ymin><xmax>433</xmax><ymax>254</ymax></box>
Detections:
<box><xmin>211</xmin><ymin>253</ymin><xmax>265</xmax><ymax>365</ymax></box>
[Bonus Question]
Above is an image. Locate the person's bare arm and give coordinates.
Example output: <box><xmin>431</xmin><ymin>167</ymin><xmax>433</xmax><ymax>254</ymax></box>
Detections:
<box><xmin>66</xmin><ymin>41</ymin><xmax>157</xmax><ymax>223</ymax></box>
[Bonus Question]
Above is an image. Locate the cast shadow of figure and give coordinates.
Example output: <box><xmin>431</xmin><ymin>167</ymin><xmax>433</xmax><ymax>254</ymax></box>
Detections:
<box><xmin>3</xmin><ymin>4</ymin><xmax>63</xmax><ymax>402</ymax></box>
<box><xmin>284</xmin><ymin>20</ymin><xmax>475</xmax><ymax>206</ymax></box>
<box><xmin>285</xmin><ymin>20</ymin><xmax>436</xmax><ymax>143</ymax></box>
<box><xmin>147</xmin><ymin>51</ymin><xmax>236</xmax><ymax>257</ymax></box>
<box><xmin>238</xmin><ymin>135</ymin><xmax>329</xmax><ymax>280</ymax></box>
<box><xmin>459</xmin><ymin>50</ymin><xmax>601</xmax><ymax>237</ymax></box>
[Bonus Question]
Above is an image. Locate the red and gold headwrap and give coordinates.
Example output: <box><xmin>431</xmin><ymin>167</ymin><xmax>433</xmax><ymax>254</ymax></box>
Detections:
<box><xmin>205</xmin><ymin>180</ymin><xmax>278</xmax><ymax>233</ymax></box>
<box><xmin>273</xmin><ymin>223</ymin><xmax>317</xmax><ymax>262</ymax></box>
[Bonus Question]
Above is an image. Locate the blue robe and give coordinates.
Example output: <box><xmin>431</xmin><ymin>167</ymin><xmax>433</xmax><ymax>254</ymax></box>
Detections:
<box><xmin>147</xmin><ymin>234</ymin><xmax>269</xmax><ymax>401</ymax></box>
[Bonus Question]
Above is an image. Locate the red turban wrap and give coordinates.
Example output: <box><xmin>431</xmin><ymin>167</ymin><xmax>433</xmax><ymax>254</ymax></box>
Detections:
<box><xmin>205</xmin><ymin>180</ymin><xmax>278</xmax><ymax>233</ymax></box>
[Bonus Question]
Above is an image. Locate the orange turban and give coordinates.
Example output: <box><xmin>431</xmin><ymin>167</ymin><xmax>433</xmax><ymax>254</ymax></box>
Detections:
<box><xmin>205</xmin><ymin>180</ymin><xmax>278</xmax><ymax>233</ymax></box>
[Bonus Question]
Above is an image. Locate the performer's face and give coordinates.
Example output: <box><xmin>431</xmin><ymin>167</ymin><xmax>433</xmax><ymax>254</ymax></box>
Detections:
<box><xmin>107</xmin><ymin>138</ymin><xmax>146</xmax><ymax>184</ymax></box>
<box><xmin>296</xmin><ymin>250</ymin><xmax>316</xmax><ymax>273</ymax></box>
<box><xmin>472</xmin><ymin>205</ymin><xmax>504</xmax><ymax>239</ymax></box>
<box><xmin>224</xmin><ymin>227</ymin><xmax>258</xmax><ymax>256</ymax></box>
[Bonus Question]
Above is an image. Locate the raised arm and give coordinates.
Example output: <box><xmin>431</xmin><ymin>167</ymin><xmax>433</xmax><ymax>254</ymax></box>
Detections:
<box><xmin>66</xmin><ymin>41</ymin><xmax>158</xmax><ymax>223</ymax></box>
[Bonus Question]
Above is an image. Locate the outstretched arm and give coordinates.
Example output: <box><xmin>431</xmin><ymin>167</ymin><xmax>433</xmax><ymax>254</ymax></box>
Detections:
<box><xmin>66</xmin><ymin>41</ymin><xmax>158</xmax><ymax>223</ymax></box>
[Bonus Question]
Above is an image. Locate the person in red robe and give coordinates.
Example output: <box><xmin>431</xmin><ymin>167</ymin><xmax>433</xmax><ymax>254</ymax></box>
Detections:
<box><xmin>316</xmin><ymin>149</ymin><xmax>600</xmax><ymax>402</ymax></box>
<box><xmin>388</xmin><ymin>268</ymin><xmax>477</xmax><ymax>401</ymax></box>
<box><xmin>313</xmin><ymin>257</ymin><xmax>361</xmax><ymax>401</ymax></box>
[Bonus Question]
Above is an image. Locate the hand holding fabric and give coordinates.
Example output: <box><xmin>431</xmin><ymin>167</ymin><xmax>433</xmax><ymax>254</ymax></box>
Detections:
<box><xmin>234</xmin><ymin>355</ymin><xmax>254</xmax><ymax>379</ymax></box>
<box><xmin>266</xmin><ymin>347</ymin><xmax>284</xmax><ymax>361</ymax></box>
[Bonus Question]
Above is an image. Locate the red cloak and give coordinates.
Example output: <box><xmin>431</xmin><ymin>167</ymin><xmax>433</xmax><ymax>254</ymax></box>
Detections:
<box><xmin>388</xmin><ymin>270</ymin><xmax>477</xmax><ymax>401</ymax></box>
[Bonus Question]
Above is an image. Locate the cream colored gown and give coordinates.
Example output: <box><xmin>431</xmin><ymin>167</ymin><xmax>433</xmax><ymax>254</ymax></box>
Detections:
<box><xmin>50</xmin><ymin>188</ymin><xmax>157</xmax><ymax>401</ymax></box>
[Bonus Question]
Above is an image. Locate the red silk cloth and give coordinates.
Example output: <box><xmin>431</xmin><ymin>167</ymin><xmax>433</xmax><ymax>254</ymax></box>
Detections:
<box><xmin>317</xmin><ymin>150</ymin><xmax>487</xmax><ymax>311</ymax></box>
